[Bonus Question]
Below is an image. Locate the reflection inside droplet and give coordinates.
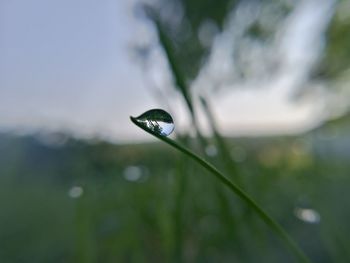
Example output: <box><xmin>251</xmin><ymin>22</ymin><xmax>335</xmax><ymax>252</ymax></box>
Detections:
<box><xmin>143</xmin><ymin>121</ymin><xmax>174</xmax><ymax>136</ymax></box>
<box><xmin>131</xmin><ymin>109</ymin><xmax>175</xmax><ymax>136</ymax></box>
<box><xmin>68</xmin><ymin>186</ymin><xmax>84</xmax><ymax>198</ymax></box>
<box><xmin>294</xmin><ymin>207</ymin><xmax>320</xmax><ymax>224</ymax></box>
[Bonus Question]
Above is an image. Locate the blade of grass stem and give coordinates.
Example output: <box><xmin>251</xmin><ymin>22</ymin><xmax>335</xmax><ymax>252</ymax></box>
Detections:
<box><xmin>130</xmin><ymin>116</ymin><xmax>311</xmax><ymax>263</ymax></box>
<box><xmin>199</xmin><ymin>96</ymin><xmax>240</xmax><ymax>180</ymax></box>
<box><xmin>152</xmin><ymin>18</ymin><xmax>209</xmax><ymax>152</ymax></box>
<box><xmin>153</xmin><ymin>19</ymin><xmax>193</xmax><ymax>113</ymax></box>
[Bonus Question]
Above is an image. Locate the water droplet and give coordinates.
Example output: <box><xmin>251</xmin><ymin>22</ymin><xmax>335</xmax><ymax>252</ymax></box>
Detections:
<box><xmin>68</xmin><ymin>186</ymin><xmax>84</xmax><ymax>198</ymax></box>
<box><xmin>294</xmin><ymin>207</ymin><xmax>320</xmax><ymax>224</ymax></box>
<box><xmin>131</xmin><ymin>109</ymin><xmax>175</xmax><ymax>136</ymax></box>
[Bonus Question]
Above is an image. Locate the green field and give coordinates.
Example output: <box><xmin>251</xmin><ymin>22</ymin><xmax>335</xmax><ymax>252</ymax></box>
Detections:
<box><xmin>1</xmin><ymin>123</ymin><xmax>349</xmax><ymax>262</ymax></box>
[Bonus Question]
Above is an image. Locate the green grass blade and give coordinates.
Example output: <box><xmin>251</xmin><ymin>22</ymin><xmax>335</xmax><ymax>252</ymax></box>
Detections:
<box><xmin>130</xmin><ymin>116</ymin><xmax>312</xmax><ymax>263</ymax></box>
<box><xmin>199</xmin><ymin>96</ymin><xmax>240</xmax><ymax>178</ymax></box>
<box><xmin>153</xmin><ymin>19</ymin><xmax>193</xmax><ymax>114</ymax></box>
<box><xmin>153</xmin><ymin>19</ymin><xmax>210</xmax><ymax>152</ymax></box>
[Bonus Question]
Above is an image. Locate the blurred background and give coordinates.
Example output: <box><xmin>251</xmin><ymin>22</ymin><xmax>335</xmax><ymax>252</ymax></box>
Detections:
<box><xmin>1</xmin><ymin>0</ymin><xmax>350</xmax><ymax>262</ymax></box>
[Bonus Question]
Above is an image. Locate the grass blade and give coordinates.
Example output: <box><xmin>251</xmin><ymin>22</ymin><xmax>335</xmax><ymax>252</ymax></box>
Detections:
<box><xmin>130</xmin><ymin>116</ymin><xmax>312</xmax><ymax>263</ymax></box>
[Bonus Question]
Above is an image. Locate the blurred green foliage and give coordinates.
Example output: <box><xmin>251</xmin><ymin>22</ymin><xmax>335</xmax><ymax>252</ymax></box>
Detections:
<box><xmin>314</xmin><ymin>1</ymin><xmax>350</xmax><ymax>80</ymax></box>
<box><xmin>1</xmin><ymin>125</ymin><xmax>350</xmax><ymax>262</ymax></box>
<box><xmin>145</xmin><ymin>0</ymin><xmax>236</xmax><ymax>81</ymax></box>
<box><xmin>146</xmin><ymin>0</ymin><xmax>294</xmax><ymax>83</ymax></box>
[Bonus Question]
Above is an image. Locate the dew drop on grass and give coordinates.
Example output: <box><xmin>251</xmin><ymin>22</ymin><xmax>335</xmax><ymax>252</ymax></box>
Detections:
<box><xmin>131</xmin><ymin>109</ymin><xmax>175</xmax><ymax>136</ymax></box>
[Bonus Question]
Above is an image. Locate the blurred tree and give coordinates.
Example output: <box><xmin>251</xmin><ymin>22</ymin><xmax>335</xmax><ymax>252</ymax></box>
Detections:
<box><xmin>305</xmin><ymin>1</ymin><xmax>350</xmax><ymax>119</ymax></box>
<box><xmin>140</xmin><ymin>0</ymin><xmax>295</xmax><ymax>84</ymax></box>
<box><xmin>137</xmin><ymin>0</ymin><xmax>350</xmax><ymax>125</ymax></box>
<box><xmin>313</xmin><ymin>1</ymin><xmax>350</xmax><ymax>80</ymax></box>
<box><xmin>145</xmin><ymin>0</ymin><xmax>237</xmax><ymax>81</ymax></box>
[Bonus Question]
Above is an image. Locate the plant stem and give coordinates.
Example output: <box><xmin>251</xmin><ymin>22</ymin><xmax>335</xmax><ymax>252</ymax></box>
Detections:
<box><xmin>130</xmin><ymin>116</ymin><xmax>312</xmax><ymax>263</ymax></box>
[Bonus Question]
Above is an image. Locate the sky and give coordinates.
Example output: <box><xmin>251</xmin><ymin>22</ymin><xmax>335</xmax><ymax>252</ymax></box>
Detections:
<box><xmin>0</xmin><ymin>0</ymin><xmax>335</xmax><ymax>143</ymax></box>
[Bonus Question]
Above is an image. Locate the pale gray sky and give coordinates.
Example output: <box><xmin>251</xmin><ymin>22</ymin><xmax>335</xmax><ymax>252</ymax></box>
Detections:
<box><xmin>0</xmin><ymin>0</ymin><xmax>334</xmax><ymax>143</ymax></box>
